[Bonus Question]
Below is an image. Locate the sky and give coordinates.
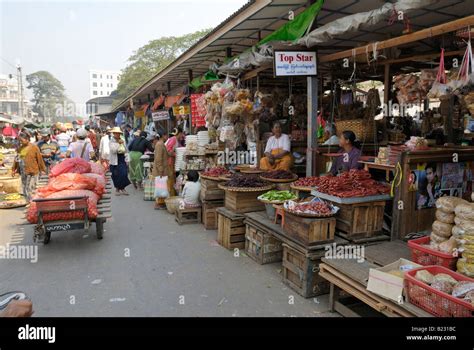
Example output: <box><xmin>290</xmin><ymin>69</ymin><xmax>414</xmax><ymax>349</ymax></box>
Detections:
<box><xmin>0</xmin><ymin>0</ymin><xmax>248</xmax><ymax>113</ymax></box>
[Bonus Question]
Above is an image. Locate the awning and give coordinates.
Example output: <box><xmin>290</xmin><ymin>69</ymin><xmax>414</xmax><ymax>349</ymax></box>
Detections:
<box><xmin>2</xmin><ymin>125</ymin><xmax>18</xmax><ymax>137</ymax></box>
<box><xmin>164</xmin><ymin>95</ymin><xmax>182</xmax><ymax>109</ymax></box>
<box><xmin>152</xmin><ymin>95</ymin><xmax>165</xmax><ymax>110</ymax></box>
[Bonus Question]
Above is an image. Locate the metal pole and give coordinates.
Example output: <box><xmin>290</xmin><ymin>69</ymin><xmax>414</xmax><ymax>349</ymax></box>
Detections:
<box><xmin>17</xmin><ymin>64</ymin><xmax>24</xmax><ymax>120</ymax></box>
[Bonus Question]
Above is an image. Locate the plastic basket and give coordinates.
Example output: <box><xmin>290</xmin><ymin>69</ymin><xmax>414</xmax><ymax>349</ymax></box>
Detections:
<box><xmin>407</xmin><ymin>236</ymin><xmax>458</xmax><ymax>270</ymax></box>
<box><xmin>405</xmin><ymin>266</ymin><xmax>474</xmax><ymax>317</ymax></box>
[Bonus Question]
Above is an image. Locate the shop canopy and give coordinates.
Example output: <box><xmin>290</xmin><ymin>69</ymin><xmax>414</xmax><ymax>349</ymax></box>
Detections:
<box><xmin>189</xmin><ymin>70</ymin><xmax>221</xmax><ymax>90</ymax></box>
<box><xmin>218</xmin><ymin>0</ymin><xmax>324</xmax><ymax>75</ymax></box>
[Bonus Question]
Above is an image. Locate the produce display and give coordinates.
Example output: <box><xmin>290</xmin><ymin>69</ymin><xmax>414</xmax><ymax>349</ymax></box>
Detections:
<box><xmin>261</xmin><ymin>170</ymin><xmax>296</xmax><ymax>180</ymax></box>
<box><xmin>0</xmin><ymin>193</ymin><xmax>23</xmax><ymax>201</ymax></box>
<box><xmin>413</xmin><ymin>269</ymin><xmax>474</xmax><ymax>302</ymax></box>
<box><xmin>315</xmin><ymin>170</ymin><xmax>390</xmax><ymax>198</ymax></box>
<box><xmin>259</xmin><ymin>190</ymin><xmax>296</xmax><ymax>202</ymax></box>
<box><xmin>223</xmin><ymin>173</ymin><xmax>268</xmax><ymax>188</ymax></box>
<box><xmin>293</xmin><ymin>176</ymin><xmax>320</xmax><ymax>187</ymax></box>
<box><xmin>201</xmin><ymin>167</ymin><xmax>231</xmax><ymax>178</ymax></box>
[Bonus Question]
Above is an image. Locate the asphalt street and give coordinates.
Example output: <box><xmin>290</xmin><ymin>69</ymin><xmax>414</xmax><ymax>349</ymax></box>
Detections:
<box><xmin>0</xmin><ymin>188</ymin><xmax>336</xmax><ymax>317</ymax></box>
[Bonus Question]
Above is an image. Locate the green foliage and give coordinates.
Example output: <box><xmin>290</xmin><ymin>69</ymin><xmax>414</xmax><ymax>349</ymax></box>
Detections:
<box><xmin>26</xmin><ymin>71</ymin><xmax>66</xmax><ymax>119</ymax></box>
<box><xmin>113</xmin><ymin>28</ymin><xmax>212</xmax><ymax>108</ymax></box>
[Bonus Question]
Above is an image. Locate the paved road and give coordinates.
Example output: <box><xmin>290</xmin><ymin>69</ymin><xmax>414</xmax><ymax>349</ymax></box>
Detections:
<box><xmin>0</xmin><ymin>188</ymin><xmax>336</xmax><ymax>317</ymax></box>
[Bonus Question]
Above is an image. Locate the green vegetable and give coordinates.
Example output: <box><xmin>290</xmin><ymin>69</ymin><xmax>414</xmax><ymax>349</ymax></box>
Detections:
<box><xmin>260</xmin><ymin>190</ymin><xmax>296</xmax><ymax>201</ymax></box>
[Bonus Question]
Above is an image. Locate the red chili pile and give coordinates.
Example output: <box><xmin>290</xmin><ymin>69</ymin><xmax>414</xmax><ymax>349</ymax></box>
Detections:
<box><xmin>201</xmin><ymin>167</ymin><xmax>230</xmax><ymax>178</ymax></box>
<box><xmin>292</xmin><ymin>201</ymin><xmax>332</xmax><ymax>215</ymax></box>
<box><xmin>316</xmin><ymin>169</ymin><xmax>390</xmax><ymax>198</ymax></box>
<box><xmin>293</xmin><ymin>176</ymin><xmax>320</xmax><ymax>187</ymax></box>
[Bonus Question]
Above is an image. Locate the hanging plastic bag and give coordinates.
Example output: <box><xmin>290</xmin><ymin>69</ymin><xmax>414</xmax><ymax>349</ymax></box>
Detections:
<box><xmin>154</xmin><ymin>176</ymin><xmax>169</xmax><ymax>198</ymax></box>
<box><xmin>428</xmin><ymin>48</ymin><xmax>450</xmax><ymax>98</ymax></box>
<box><xmin>448</xmin><ymin>40</ymin><xmax>474</xmax><ymax>90</ymax></box>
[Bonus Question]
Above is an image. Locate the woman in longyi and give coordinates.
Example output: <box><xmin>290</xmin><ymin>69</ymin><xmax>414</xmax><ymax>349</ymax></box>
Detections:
<box><xmin>259</xmin><ymin>122</ymin><xmax>293</xmax><ymax>171</ymax></box>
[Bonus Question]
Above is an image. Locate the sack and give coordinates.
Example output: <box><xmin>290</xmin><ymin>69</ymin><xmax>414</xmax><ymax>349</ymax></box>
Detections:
<box><xmin>37</xmin><ymin>173</ymin><xmax>97</xmax><ymax>198</ymax></box>
<box><xmin>454</xmin><ymin>217</ymin><xmax>474</xmax><ymax>232</ymax></box>
<box><xmin>143</xmin><ymin>177</ymin><xmax>155</xmax><ymax>201</ymax></box>
<box><xmin>50</xmin><ymin>158</ymin><xmax>92</xmax><ymax>177</ymax></box>
<box><xmin>435</xmin><ymin>210</ymin><xmax>455</xmax><ymax>224</ymax></box>
<box><xmin>154</xmin><ymin>176</ymin><xmax>169</xmax><ymax>199</ymax></box>
<box><xmin>432</xmin><ymin>220</ymin><xmax>453</xmax><ymax>238</ymax></box>
<box><xmin>435</xmin><ymin>196</ymin><xmax>467</xmax><ymax>213</ymax></box>
<box><xmin>89</xmin><ymin>162</ymin><xmax>106</xmax><ymax>175</ymax></box>
<box><xmin>454</xmin><ymin>203</ymin><xmax>474</xmax><ymax>221</ymax></box>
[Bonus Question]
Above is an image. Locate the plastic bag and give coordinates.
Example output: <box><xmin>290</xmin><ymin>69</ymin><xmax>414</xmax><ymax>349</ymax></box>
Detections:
<box><xmin>439</xmin><ymin>236</ymin><xmax>457</xmax><ymax>254</ymax></box>
<box><xmin>435</xmin><ymin>210</ymin><xmax>455</xmax><ymax>224</ymax></box>
<box><xmin>454</xmin><ymin>217</ymin><xmax>474</xmax><ymax>232</ymax></box>
<box><xmin>452</xmin><ymin>280</ymin><xmax>474</xmax><ymax>297</ymax></box>
<box><xmin>427</xmin><ymin>49</ymin><xmax>450</xmax><ymax>98</ymax></box>
<box><xmin>431</xmin><ymin>280</ymin><xmax>454</xmax><ymax>294</ymax></box>
<box><xmin>432</xmin><ymin>220</ymin><xmax>454</xmax><ymax>238</ymax></box>
<box><xmin>415</xmin><ymin>270</ymin><xmax>435</xmax><ymax>284</ymax></box>
<box><xmin>37</xmin><ymin>173</ymin><xmax>97</xmax><ymax>198</ymax></box>
<box><xmin>154</xmin><ymin>176</ymin><xmax>169</xmax><ymax>199</ymax></box>
<box><xmin>143</xmin><ymin>177</ymin><xmax>155</xmax><ymax>201</ymax></box>
<box><xmin>454</xmin><ymin>203</ymin><xmax>474</xmax><ymax>221</ymax></box>
<box><xmin>27</xmin><ymin>189</ymin><xmax>99</xmax><ymax>224</ymax></box>
<box><xmin>50</xmin><ymin>158</ymin><xmax>92</xmax><ymax>177</ymax></box>
<box><xmin>430</xmin><ymin>231</ymin><xmax>448</xmax><ymax>243</ymax></box>
<box><xmin>435</xmin><ymin>196</ymin><xmax>467</xmax><ymax>213</ymax></box>
<box><xmin>434</xmin><ymin>273</ymin><xmax>458</xmax><ymax>285</ymax></box>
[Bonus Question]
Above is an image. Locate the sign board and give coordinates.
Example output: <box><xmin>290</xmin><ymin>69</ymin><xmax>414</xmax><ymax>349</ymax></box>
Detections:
<box><xmin>274</xmin><ymin>51</ymin><xmax>317</xmax><ymax>77</ymax></box>
<box><xmin>172</xmin><ymin>105</ymin><xmax>190</xmax><ymax>115</ymax></box>
<box><xmin>152</xmin><ymin>111</ymin><xmax>170</xmax><ymax>121</ymax></box>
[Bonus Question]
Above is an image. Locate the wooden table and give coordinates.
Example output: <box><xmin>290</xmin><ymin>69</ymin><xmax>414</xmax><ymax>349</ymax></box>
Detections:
<box><xmin>358</xmin><ymin>161</ymin><xmax>395</xmax><ymax>182</ymax></box>
<box><xmin>320</xmin><ymin>257</ymin><xmax>431</xmax><ymax>317</ymax></box>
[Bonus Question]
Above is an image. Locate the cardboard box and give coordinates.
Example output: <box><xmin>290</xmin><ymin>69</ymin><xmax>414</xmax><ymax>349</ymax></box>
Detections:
<box><xmin>367</xmin><ymin>258</ymin><xmax>422</xmax><ymax>303</ymax></box>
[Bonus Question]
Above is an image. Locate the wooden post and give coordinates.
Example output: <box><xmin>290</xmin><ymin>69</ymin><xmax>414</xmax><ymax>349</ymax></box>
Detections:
<box><xmin>447</xmin><ymin>95</ymin><xmax>454</xmax><ymax>143</ymax></box>
<box><xmin>167</xmin><ymin>81</ymin><xmax>171</xmax><ymax>92</ymax></box>
<box><xmin>188</xmin><ymin>69</ymin><xmax>193</xmax><ymax>83</ymax></box>
<box><xmin>307</xmin><ymin>76</ymin><xmax>318</xmax><ymax>177</ymax></box>
<box><xmin>226</xmin><ymin>47</ymin><xmax>232</xmax><ymax>58</ymax></box>
<box><xmin>383</xmin><ymin>64</ymin><xmax>391</xmax><ymax>105</ymax></box>
<box><xmin>147</xmin><ymin>93</ymin><xmax>151</xmax><ymax>102</ymax></box>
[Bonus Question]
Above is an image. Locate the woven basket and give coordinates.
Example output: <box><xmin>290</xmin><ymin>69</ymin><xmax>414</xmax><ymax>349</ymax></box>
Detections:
<box><xmin>218</xmin><ymin>184</ymin><xmax>274</xmax><ymax>192</ymax></box>
<box><xmin>336</xmin><ymin>119</ymin><xmax>375</xmax><ymax>142</ymax></box>
<box><xmin>260</xmin><ymin>174</ymin><xmax>298</xmax><ymax>183</ymax></box>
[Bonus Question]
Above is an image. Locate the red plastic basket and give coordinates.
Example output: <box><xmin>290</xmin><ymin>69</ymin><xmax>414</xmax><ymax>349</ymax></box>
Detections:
<box><xmin>407</xmin><ymin>236</ymin><xmax>457</xmax><ymax>270</ymax></box>
<box><xmin>405</xmin><ymin>266</ymin><xmax>474</xmax><ymax>317</ymax></box>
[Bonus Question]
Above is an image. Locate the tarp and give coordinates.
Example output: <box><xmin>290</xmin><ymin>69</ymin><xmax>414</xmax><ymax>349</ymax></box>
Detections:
<box><xmin>189</xmin><ymin>70</ymin><xmax>221</xmax><ymax>89</ymax></box>
<box><xmin>297</xmin><ymin>0</ymin><xmax>439</xmax><ymax>47</ymax></box>
<box><xmin>218</xmin><ymin>0</ymin><xmax>324</xmax><ymax>75</ymax></box>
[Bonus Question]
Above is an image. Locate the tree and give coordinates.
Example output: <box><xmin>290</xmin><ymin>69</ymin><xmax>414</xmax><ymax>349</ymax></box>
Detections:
<box><xmin>113</xmin><ymin>28</ymin><xmax>211</xmax><ymax>107</ymax></box>
<box><xmin>26</xmin><ymin>71</ymin><xmax>67</xmax><ymax>121</ymax></box>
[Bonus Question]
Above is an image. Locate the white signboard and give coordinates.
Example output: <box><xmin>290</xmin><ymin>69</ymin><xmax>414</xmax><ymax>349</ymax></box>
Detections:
<box><xmin>274</xmin><ymin>51</ymin><xmax>317</xmax><ymax>77</ymax></box>
<box><xmin>152</xmin><ymin>111</ymin><xmax>170</xmax><ymax>121</ymax></box>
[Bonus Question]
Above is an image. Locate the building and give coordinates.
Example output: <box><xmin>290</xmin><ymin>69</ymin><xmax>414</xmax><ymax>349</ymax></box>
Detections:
<box><xmin>0</xmin><ymin>73</ymin><xmax>27</xmax><ymax>116</ymax></box>
<box><xmin>86</xmin><ymin>96</ymin><xmax>114</xmax><ymax>115</ymax></box>
<box><xmin>88</xmin><ymin>69</ymin><xmax>120</xmax><ymax>98</ymax></box>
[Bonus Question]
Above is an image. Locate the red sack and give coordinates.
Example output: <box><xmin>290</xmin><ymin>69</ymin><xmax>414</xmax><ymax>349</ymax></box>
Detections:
<box><xmin>27</xmin><ymin>189</ymin><xmax>99</xmax><ymax>224</ymax></box>
<box><xmin>37</xmin><ymin>173</ymin><xmax>97</xmax><ymax>198</ymax></box>
<box><xmin>82</xmin><ymin>173</ymin><xmax>106</xmax><ymax>196</ymax></box>
<box><xmin>89</xmin><ymin>162</ymin><xmax>106</xmax><ymax>175</ymax></box>
<box><xmin>50</xmin><ymin>158</ymin><xmax>92</xmax><ymax>177</ymax></box>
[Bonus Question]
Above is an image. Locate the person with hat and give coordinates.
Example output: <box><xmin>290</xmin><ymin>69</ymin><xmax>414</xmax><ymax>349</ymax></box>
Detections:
<box><xmin>109</xmin><ymin>127</ymin><xmax>131</xmax><ymax>195</ymax></box>
<box><xmin>66</xmin><ymin>128</ymin><xmax>95</xmax><ymax>161</ymax></box>
<box><xmin>128</xmin><ymin>131</ymin><xmax>154</xmax><ymax>190</ymax></box>
<box><xmin>36</xmin><ymin>129</ymin><xmax>59</xmax><ymax>173</ymax></box>
<box><xmin>99</xmin><ymin>126</ymin><xmax>111</xmax><ymax>170</ymax></box>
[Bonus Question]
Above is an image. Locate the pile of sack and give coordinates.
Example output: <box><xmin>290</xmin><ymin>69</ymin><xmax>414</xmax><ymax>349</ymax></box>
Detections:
<box><xmin>27</xmin><ymin>159</ymin><xmax>106</xmax><ymax>224</ymax></box>
<box><xmin>453</xmin><ymin>202</ymin><xmax>474</xmax><ymax>277</ymax></box>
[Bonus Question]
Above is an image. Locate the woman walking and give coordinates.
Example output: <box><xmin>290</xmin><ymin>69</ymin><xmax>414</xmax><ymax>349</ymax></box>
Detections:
<box><xmin>152</xmin><ymin>133</ymin><xmax>171</xmax><ymax>209</ymax></box>
<box><xmin>109</xmin><ymin>127</ymin><xmax>131</xmax><ymax>196</ymax></box>
<box><xmin>13</xmin><ymin>132</ymin><xmax>46</xmax><ymax>200</ymax></box>
<box><xmin>128</xmin><ymin>131</ymin><xmax>154</xmax><ymax>190</ymax></box>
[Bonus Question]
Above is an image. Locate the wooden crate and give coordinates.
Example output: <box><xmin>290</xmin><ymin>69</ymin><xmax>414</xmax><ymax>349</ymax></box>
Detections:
<box><xmin>334</xmin><ymin>201</ymin><xmax>386</xmax><ymax>238</ymax></box>
<box><xmin>200</xmin><ymin>178</ymin><xmax>225</xmax><ymax>201</ymax></box>
<box><xmin>283</xmin><ymin>212</ymin><xmax>335</xmax><ymax>247</ymax></box>
<box><xmin>282</xmin><ymin>244</ymin><xmax>329</xmax><ymax>298</ymax></box>
<box><xmin>217</xmin><ymin>207</ymin><xmax>246</xmax><ymax>250</ymax></box>
<box><xmin>224</xmin><ymin>190</ymin><xmax>266</xmax><ymax>213</ymax></box>
<box><xmin>245</xmin><ymin>224</ymin><xmax>283</xmax><ymax>265</ymax></box>
<box><xmin>202</xmin><ymin>200</ymin><xmax>224</xmax><ymax>230</ymax></box>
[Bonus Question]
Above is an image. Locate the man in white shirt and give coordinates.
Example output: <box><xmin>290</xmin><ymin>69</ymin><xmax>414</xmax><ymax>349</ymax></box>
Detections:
<box><xmin>99</xmin><ymin>126</ymin><xmax>111</xmax><ymax>169</ymax></box>
<box><xmin>322</xmin><ymin>124</ymin><xmax>340</xmax><ymax>145</ymax></box>
<box><xmin>56</xmin><ymin>126</ymin><xmax>71</xmax><ymax>157</ymax></box>
<box><xmin>260</xmin><ymin>122</ymin><xmax>293</xmax><ymax>171</ymax></box>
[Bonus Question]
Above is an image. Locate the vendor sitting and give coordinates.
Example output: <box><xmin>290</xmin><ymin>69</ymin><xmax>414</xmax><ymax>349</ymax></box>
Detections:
<box><xmin>330</xmin><ymin>130</ymin><xmax>363</xmax><ymax>175</ymax></box>
<box><xmin>260</xmin><ymin>122</ymin><xmax>293</xmax><ymax>171</ymax></box>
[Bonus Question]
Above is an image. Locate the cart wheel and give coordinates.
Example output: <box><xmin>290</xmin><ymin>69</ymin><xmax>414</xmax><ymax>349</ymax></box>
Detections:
<box><xmin>96</xmin><ymin>219</ymin><xmax>104</xmax><ymax>240</ymax></box>
<box><xmin>43</xmin><ymin>232</ymin><xmax>51</xmax><ymax>245</ymax></box>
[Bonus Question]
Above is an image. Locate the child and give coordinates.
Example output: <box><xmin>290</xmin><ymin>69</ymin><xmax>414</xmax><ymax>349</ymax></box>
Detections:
<box><xmin>182</xmin><ymin>170</ymin><xmax>201</xmax><ymax>208</ymax></box>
